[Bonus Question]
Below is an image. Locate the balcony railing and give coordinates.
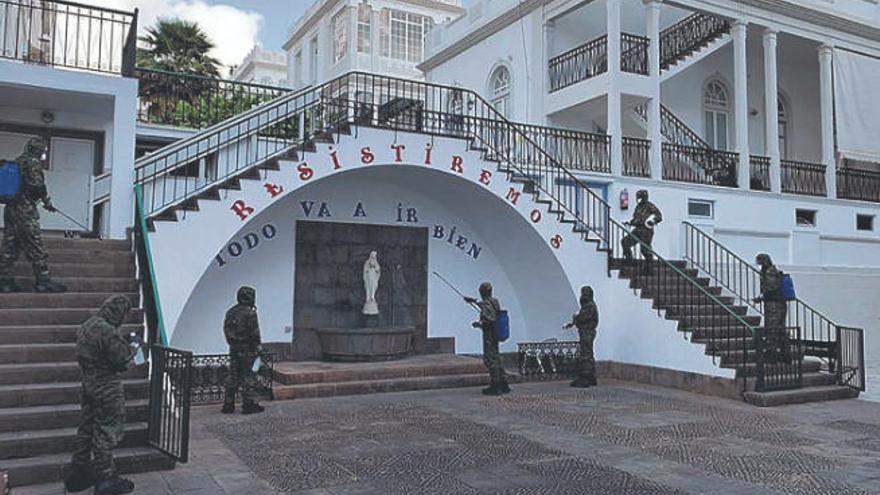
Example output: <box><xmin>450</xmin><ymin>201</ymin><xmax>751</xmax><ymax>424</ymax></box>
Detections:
<box><xmin>662</xmin><ymin>143</ymin><xmax>737</xmax><ymax>187</ymax></box>
<box><xmin>136</xmin><ymin>68</ymin><xmax>293</xmax><ymax>129</ymax></box>
<box><xmin>621</xmin><ymin>33</ymin><xmax>649</xmax><ymax>75</ymax></box>
<box><xmin>0</xmin><ymin>0</ymin><xmax>137</xmax><ymax>76</ymax></box>
<box><xmin>750</xmin><ymin>155</ymin><xmax>770</xmax><ymax>191</ymax></box>
<box><xmin>622</xmin><ymin>137</ymin><xmax>651</xmax><ymax>177</ymax></box>
<box><xmin>781</xmin><ymin>159</ymin><xmax>826</xmax><ymax>197</ymax></box>
<box><xmin>516</xmin><ymin>123</ymin><xmax>610</xmax><ymax>173</ymax></box>
<box><xmin>837</xmin><ymin>167</ymin><xmax>880</xmax><ymax>203</ymax></box>
<box><xmin>660</xmin><ymin>12</ymin><xmax>730</xmax><ymax>70</ymax></box>
<box><xmin>548</xmin><ymin>35</ymin><xmax>607</xmax><ymax>92</ymax></box>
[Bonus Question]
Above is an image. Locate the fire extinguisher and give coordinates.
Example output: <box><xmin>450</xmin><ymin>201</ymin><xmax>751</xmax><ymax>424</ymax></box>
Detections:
<box><xmin>620</xmin><ymin>188</ymin><xmax>629</xmax><ymax>210</ymax></box>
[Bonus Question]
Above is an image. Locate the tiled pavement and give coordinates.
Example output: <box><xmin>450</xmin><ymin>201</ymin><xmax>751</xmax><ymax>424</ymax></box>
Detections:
<box><xmin>13</xmin><ymin>380</ymin><xmax>880</xmax><ymax>494</ymax></box>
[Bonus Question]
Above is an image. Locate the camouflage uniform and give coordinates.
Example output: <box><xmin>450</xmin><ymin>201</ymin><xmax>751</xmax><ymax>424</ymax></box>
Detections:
<box><xmin>568</xmin><ymin>286</ymin><xmax>599</xmax><ymax>387</ymax></box>
<box><xmin>223</xmin><ymin>286</ymin><xmax>263</xmax><ymax>413</ymax></box>
<box><xmin>621</xmin><ymin>190</ymin><xmax>663</xmax><ymax>269</ymax></box>
<box><xmin>468</xmin><ymin>282</ymin><xmax>509</xmax><ymax>395</ymax></box>
<box><xmin>0</xmin><ymin>137</ymin><xmax>65</xmax><ymax>293</ymax></box>
<box><xmin>756</xmin><ymin>254</ymin><xmax>788</xmax><ymax>361</ymax></box>
<box><xmin>70</xmin><ymin>295</ymin><xmax>135</xmax><ymax>492</ymax></box>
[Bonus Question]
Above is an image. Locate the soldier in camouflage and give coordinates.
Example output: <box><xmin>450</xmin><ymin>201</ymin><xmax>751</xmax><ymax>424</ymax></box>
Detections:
<box><xmin>68</xmin><ymin>295</ymin><xmax>136</xmax><ymax>495</ymax></box>
<box><xmin>222</xmin><ymin>286</ymin><xmax>265</xmax><ymax>415</ymax></box>
<box><xmin>465</xmin><ymin>282</ymin><xmax>511</xmax><ymax>396</ymax></box>
<box><xmin>0</xmin><ymin>137</ymin><xmax>67</xmax><ymax>293</ymax></box>
<box><xmin>621</xmin><ymin>189</ymin><xmax>663</xmax><ymax>274</ymax></box>
<box><xmin>564</xmin><ymin>286</ymin><xmax>599</xmax><ymax>388</ymax></box>
<box><xmin>753</xmin><ymin>253</ymin><xmax>788</xmax><ymax>360</ymax></box>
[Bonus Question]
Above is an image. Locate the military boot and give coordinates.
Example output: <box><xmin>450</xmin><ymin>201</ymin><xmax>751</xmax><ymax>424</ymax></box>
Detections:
<box><xmin>221</xmin><ymin>388</ymin><xmax>235</xmax><ymax>414</ymax></box>
<box><xmin>0</xmin><ymin>277</ymin><xmax>21</xmax><ymax>293</ymax></box>
<box><xmin>34</xmin><ymin>276</ymin><xmax>67</xmax><ymax>293</ymax></box>
<box><xmin>93</xmin><ymin>477</ymin><xmax>134</xmax><ymax>495</ymax></box>
<box><xmin>62</xmin><ymin>463</ymin><xmax>94</xmax><ymax>492</ymax></box>
<box><xmin>569</xmin><ymin>377</ymin><xmax>589</xmax><ymax>388</ymax></box>
<box><xmin>585</xmin><ymin>374</ymin><xmax>598</xmax><ymax>387</ymax></box>
<box><xmin>481</xmin><ymin>381</ymin><xmax>501</xmax><ymax>396</ymax></box>
<box><xmin>497</xmin><ymin>379</ymin><xmax>511</xmax><ymax>394</ymax></box>
<box><xmin>241</xmin><ymin>400</ymin><xmax>264</xmax><ymax>415</ymax></box>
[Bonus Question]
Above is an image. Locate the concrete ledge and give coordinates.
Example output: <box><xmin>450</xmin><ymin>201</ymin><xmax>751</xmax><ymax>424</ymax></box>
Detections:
<box><xmin>596</xmin><ymin>361</ymin><xmax>741</xmax><ymax>400</ymax></box>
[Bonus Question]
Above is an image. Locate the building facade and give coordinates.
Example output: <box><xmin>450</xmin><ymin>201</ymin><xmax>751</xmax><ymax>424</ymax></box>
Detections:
<box><xmin>283</xmin><ymin>0</ymin><xmax>465</xmax><ymax>87</ymax></box>
<box><xmin>231</xmin><ymin>46</ymin><xmax>291</xmax><ymax>88</ymax></box>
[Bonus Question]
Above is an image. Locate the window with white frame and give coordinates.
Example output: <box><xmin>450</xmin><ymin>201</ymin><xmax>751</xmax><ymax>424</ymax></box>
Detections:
<box><xmin>687</xmin><ymin>199</ymin><xmax>714</xmax><ymax>219</ymax></box>
<box><xmin>703</xmin><ymin>79</ymin><xmax>730</xmax><ymax>150</ymax></box>
<box><xmin>357</xmin><ymin>4</ymin><xmax>371</xmax><ymax>54</ymax></box>
<box><xmin>380</xmin><ymin>9</ymin><xmax>434</xmax><ymax>63</ymax></box>
<box><xmin>332</xmin><ymin>9</ymin><xmax>348</xmax><ymax>63</ymax></box>
<box><xmin>778</xmin><ymin>94</ymin><xmax>788</xmax><ymax>160</ymax></box>
<box><xmin>489</xmin><ymin>66</ymin><xmax>511</xmax><ymax>118</ymax></box>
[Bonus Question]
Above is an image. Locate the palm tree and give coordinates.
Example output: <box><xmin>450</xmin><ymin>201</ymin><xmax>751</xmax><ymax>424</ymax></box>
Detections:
<box><xmin>137</xmin><ymin>19</ymin><xmax>222</xmax><ymax>123</ymax></box>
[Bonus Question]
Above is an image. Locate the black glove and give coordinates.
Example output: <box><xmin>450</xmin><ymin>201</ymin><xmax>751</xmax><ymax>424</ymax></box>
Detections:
<box><xmin>464</xmin><ymin>296</ymin><xmax>477</xmax><ymax>304</ymax></box>
<box><xmin>471</xmin><ymin>321</ymin><xmax>481</xmax><ymax>329</ymax></box>
<box><xmin>42</xmin><ymin>197</ymin><xmax>57</xmax><ymax>213</ymax></box>
<box><xmin>753</xmin><ymin>296</ymin><xmax>763</xmax><ymax>304</ymax></box>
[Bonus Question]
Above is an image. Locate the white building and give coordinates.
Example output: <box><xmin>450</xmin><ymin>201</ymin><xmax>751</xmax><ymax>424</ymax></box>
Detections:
<box><xmin>231</xmin><ymin>46</ymin><xmax>290</xmax><ymax>88</ymax></box>
<box><xmin>283</xmin><ymin>0</ymin><xmax>465</xmax><ymax>86</ymax></box>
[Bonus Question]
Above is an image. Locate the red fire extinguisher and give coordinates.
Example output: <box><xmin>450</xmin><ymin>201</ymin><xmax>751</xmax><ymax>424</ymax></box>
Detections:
<box><xmin>620</xmin><ymin>188</ymin><xmax>629</xmax><ymax>210</ymax></box>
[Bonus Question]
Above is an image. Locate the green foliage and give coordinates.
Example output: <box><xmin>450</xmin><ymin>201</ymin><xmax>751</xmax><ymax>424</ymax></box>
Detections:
<box><xmin>137</xmin><ymin>19</ymin><xmax>221</xmax><ymax>77</ymax></box>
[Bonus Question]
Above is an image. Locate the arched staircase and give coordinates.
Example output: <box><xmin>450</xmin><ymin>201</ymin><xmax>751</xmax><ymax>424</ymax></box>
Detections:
<box><xmin>133</xmin><ymin>71</ymin><xmax>865</xmax><ymax>407</ymax></box>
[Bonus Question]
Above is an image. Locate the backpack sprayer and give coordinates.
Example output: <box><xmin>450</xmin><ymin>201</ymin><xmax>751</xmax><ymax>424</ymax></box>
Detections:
<box><xmin>432</xmin><ymin>271</ymin><xmax>510</xmax><ymax>341</ymax></box>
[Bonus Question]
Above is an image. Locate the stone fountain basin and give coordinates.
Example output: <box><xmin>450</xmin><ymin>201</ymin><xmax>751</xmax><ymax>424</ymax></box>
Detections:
<box><xmin>316</xmin><ymin>326</ymin><xmax>415</xmax><ymax>362</ymax></box>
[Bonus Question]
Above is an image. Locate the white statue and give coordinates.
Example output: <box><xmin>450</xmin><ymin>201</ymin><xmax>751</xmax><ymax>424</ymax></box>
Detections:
<box><xmin>362</xmin><ymin>251</ymin><xmax>381</xmax><ymax>315</ymax></box>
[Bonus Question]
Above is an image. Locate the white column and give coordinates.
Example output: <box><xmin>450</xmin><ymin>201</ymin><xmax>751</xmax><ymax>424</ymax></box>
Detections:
<box><xmin>763</xmin><ymin>28</ymin><xmax>781</xmax><ymax>192</ymax></box>
<box><xmin>733</xmin><ymin>21</ymin><xmax>750</xmax><ymax>189</ymax></box>
<box><xmin>819</xmin><ymin>45</ymin><xmax>836</xmax><ymax>198</ymax></box>
<box><xmin>348</xmin><ymin>4</ymin><xmax>358</xmax><ymax>69</ymax></box>
<box><xmin>645</xmin><ymin>0</ymin><xmax>662</xmax><ymax>179</ymax></box>
<box><xmin>370</xmin><ymin>7</ymin><xmax>379</xmax><ymax>71</ymax></box>
<box><xmin>108</xmin><ymin>83</ymin><xmax>138</xmax><ymax>239</ymax></box>
<box><xmin>543</xmin><ymin>20</ymin><xmax>554</xmax><ymax>103</ymax></box>
<box><xmin>607</xmin><ymin>0</ymin><xmax>623</xmax><ymax>176</ymax></box>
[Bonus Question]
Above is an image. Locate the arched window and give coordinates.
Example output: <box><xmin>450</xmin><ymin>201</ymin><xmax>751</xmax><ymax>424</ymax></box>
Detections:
<box><xmin>489</xmin><ymin>66</ymin><xmax>511</xmax><ymax>118</ymax></box>
<box><xmin>703</xmin><ymin>79</ymin><xmax>730</xmax><ymax>150</ymax></box>
<box><xmin>777</xmin><ymin>94</ymin><xmax>788</xmax><ymax>159</ymax></box>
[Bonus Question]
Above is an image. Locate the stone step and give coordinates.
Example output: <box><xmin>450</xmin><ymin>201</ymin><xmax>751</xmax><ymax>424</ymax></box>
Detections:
<box><xmin>688</xmin><ymin>326</ymin><xmax>754</xmax><ymax>340</ymax></box>
<box><xmin>744</xmin><ymin>371</ymin><xmax>837</xmax><ymax>391</ymax></box>
<box><xmin>0</xmin><ymin>423</ymin><xmax>147</xmax><ymax>460</ymax></box>
<box><xmin>669</xmin><ymin>313</ymin><xmax>762</xmax><ymax>327</ymax></box>
<box><xmin>617</xmin><ymin>266</ymin><xmax>700</xmax><ymax>279</ymax></box>
<box><xmin>39</xmin><ymin>238</ymin><xmax>130</xmax><ymax>252</ymax></box>
<box><xmin>0</xmin><ymin>344</ymin><xmax>77</xmax><ymax>364</ymax></box>
<box><xmin>638</xmin><ymin>285</ymin><xmax>723</xmax><ymax>298</ymax></box>
<box><xmin>272</xmin><ymin>357</ymin><xmax>488</xmax><ymax>386</ymax></box>
<box><xmin>0</xmin><ymin>362</ymin><xmax>147</xmax><ymax>385</ymax></box>
<box><xmin>649</xmin><ymin>293</ymin><xmax>734</xmax><ymax>306</ymax></box>
<box><xmin>743</xmin><ymin>385</ymin><xmax>860</xmax><ymax>407</ymax></box>
<box><xmin>24</xmin><ymin>250</ymin><xmax>133</xmax><ymax>265</ymax></box>
<box><xmin>631</xmin><ymin>277</ymin><xmax>712</xmax><ymax>289</ymax></box>
<box><xmin>0</xmin><ymin>325</ymin><xmax>142</xmax><ymax>345</ymax></box>
<box><xmin>2</xmin><ymin>446</ymin><xmax>174</xmax><ymax>488</ymax></box>
<box><xmin>0</xmin><ymin>308</ymin><xmax>143</xmax><ymax>327</ymax></box>
<box><xmin>11</xmin><ymin>262</ymin><xmax>133</xmax><ymax>278</ymax></box>
<box><xmin>0</xmin><ymin>380</ymin><xmax>149</xmax><ymax>409</ymax></box>
<box><xmin>274</xmin><ymin>373</ymin><xmax>489</xmax><ymax>401</ymax></box>
<box><xmin>609</xmin><ymin>258</ymin><xmax>687</xmax><ymax>270</ymax></box>
<box><xmin>660</xmin><ymin>303</ymin><xmax>748</xmax><ymax>317</ymax></box>
<box><xmin>0</xmin><ymin>292</ymin><xmax>140</xmax><ymax>310</ymax></box>
<box><xmin>714</xmin><ymin>347</ymin><xmax>802</xmax><ymax>366</ymax></box>
<box><xmin>695</xmin><ymin>336</ymin><xmax>754</xmax><ymax>351</ymax></box>
<box><xmin>10</xmin><ymin>276</ymin><xmax>138</xmax><ymax>293</ymax></box>
<box><xmin>725</xmin><ymin>359</ymin><xmax>822</xmax><ymax>377</ymax></box>
<box><xmin>0</xmin><ymin>400</ymin><xmax>149</xmax><ymax>434</ymax></box>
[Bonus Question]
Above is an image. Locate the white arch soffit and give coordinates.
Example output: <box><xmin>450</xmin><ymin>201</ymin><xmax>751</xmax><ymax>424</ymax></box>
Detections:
<box><xmin>148</xmin><ymin>128</ymin><xmax>577</xmax><ymax>340</ymax></box>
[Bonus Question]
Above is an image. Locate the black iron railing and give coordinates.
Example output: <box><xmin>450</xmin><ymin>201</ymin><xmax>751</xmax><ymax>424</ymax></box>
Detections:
<box><xmin>548</xmin><ymin>35</ymin><xmax>607</xmax><ymax>92</ymax></box>
<box><xmin>148</xmin><ymin>345</ymin><xmax>193</xmax><ymax>463</ymax></box>
<box><xmin>781</xmin><ymin>159</ymin><xmax>826</xmax><ymax>197</ymax></box>
<box><xmin>838</xmin><ymin>327</ymin><xmax>866</xmax><ymax>391</ymax></box>
<box><xmin>621</xmin><ymin>33</ymin><xmax>649</xmax><ymax>75</ymax></box>
<box><xmin>750</xmin><ymin>155</ymin><xmax>771</xmax><ymax>191</ymax></box>
<box><xmin>837</xmin><ymin>167</ymin><xmax>880</xmax><ymax>203</ymax></box>
<box><xmin>134</xmin><ymin>185</ymin><xmax>166</xmax><ymax>347</ymax></box>
<box><xmin>0</xmin><ymin>0</ymin><xmax>137</xmax><ymax>75</ymax></box>
<box><xmin>662</xmin><ymin>143</ymin><xmax>738</xmax><ymax>187</ymax></box>
<box><xmin>136</xmin><ymin>68</ymin><xmax>294</xmax><ymax>129</ymax></box>
<box><xmin>754</xmin><ymin>326</ymin><xmax>803</xmax><ymax>392</ymax></box>
<box><xmin>516</xmin><ymin>123</ymin><xmax>610</xmax><ymax>173</ymax></box>
<box><xmin>682</xmin><ymin>221</ymin><xmax>866</xmax><ymax>392</ymax></box>
<box><xmin>136</xmin><ymin>70</ymin><xmax>760</xmax><ymax>392</ymax></box>
<box><xmin>623</xmin><ymin>136</ymin><xmax>651</xmax><ymax>177</ymax></box>
<box><xmin>518</xmin><ymin>340</ymin><xmax>580</xmax><ymax>379</ymax></box>
<box><xmin>190</xmin><ymin>352</ymin><xmax>276</xmax><ymax>404</ymax></box>
<box><xmin>660</xmin><ymin>12</ymin><xmax>730</xmax><ymax>70</ymax></box>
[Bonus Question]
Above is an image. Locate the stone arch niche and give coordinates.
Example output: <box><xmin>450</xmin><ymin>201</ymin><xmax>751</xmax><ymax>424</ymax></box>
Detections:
<box><xmin>170</xmin><ymin>165</ymin><xmax>576</xmax><ymax>357</ymax></box>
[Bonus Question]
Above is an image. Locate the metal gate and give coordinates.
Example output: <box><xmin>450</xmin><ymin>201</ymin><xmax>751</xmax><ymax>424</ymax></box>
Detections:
<box><xmin>148</xmin><ymin>345</ymin><xmax>193</xmax><ymax>463</ymax></box>
<box><xmin>838</xmin><ymin>327</ymin><xmax>866</xmax><ymax>391</ymax></box>
<box><xmin>755</xmin><ymin>326</ymin><xmax>803</xmax><ymax>392</ymax></box>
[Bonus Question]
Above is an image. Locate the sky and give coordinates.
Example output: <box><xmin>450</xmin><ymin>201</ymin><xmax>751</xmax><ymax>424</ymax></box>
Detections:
<box><xmin>102</xmin><ymin>0</ymin><xmax>476</xmax><ymax>72</ymax></box>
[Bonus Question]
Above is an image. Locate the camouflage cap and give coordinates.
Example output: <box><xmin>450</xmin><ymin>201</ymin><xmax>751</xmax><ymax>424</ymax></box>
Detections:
<box><xmin>25</xmin><ymin>137</ymin><xmax>47</xmax><ymax>155</ymax></box>
<box><xmin>478</xmin><ymin>282</ymin><xmax>493</xmax><ymax>297</ymax></box>
<box><xmin>636</xmin><ymin>189</ymin><xmax>649</xmax><ymax>200</ymax></box>
<box><xmin>97</xmin><ymin>294</ymin><xmax>132</xmax><ymax>328</ymax></box>
<box><xmin>237</xmin><ymin>286</ymin><xmax>256</xmax><ymax>306</ymax></box>
<box><xmin>756</xmin><ymin>253</ymin><xmax>772</xmax><ymax>265</ymax></box>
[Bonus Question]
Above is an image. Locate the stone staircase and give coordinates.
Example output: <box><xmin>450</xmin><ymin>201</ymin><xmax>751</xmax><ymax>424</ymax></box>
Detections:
<box><xmin>0</xmin><ymin>236</ymin><xmax>174</xmax><ymax>488</ymax></box>
<box><xmin>611</xmin><ymin>260</ymin><xmax>859</xmax><ymax>406</ymax></box>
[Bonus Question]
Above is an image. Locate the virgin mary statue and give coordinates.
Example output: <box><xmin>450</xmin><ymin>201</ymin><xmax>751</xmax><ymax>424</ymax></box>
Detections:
<box><xmin>362</xmin><ymin>251</ymin><xmax>381</xmax><ymax>315</ymax></box>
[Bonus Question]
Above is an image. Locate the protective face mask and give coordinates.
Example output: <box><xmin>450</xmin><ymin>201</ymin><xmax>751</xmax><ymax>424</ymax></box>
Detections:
<box><xmin>252</xmin><ymin>356</ymin><xmax>262</xmax><ymax>373</ymax></box>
